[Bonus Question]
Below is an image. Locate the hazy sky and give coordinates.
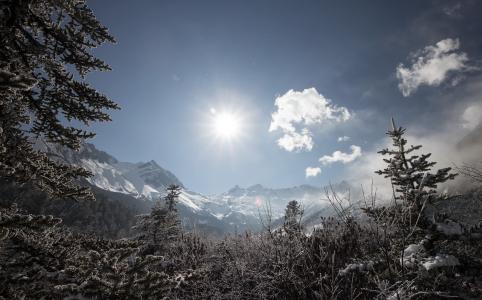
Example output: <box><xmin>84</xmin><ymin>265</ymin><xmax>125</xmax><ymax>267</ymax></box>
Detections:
<box><xmin>85</xmin><ymin>0</ymin><xmax>482</xmax><ymax>194</ymax></box>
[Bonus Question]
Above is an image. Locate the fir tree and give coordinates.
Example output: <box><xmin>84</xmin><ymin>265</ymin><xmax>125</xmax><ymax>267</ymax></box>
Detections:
<box><xmin>375</xmin><ymin>118</ymin><xmax>457</xmax><ymax>208</ymax></box>
<box><xmin>0</xmin><ymin>0</ymin><xmax>118</xmax><ymax>200</ymax></box>
<box><xmin>57</xmin><ymin>240</ymin><xmax>173</xmax><ymax>299</ymax></box>
<box><xmin>0</xmin><ymin>205</ymin><xmax>70</xmax><ymax>298</ymax></box>
<box><xmin>165</xmin><ymin>184</ymin><xmax>182</xmax><ymax>212</ymax></box>
<box><xmin>0</xmin><ymin>214</ymin><xmax>176</xmax><ymax>299</ymax></box>
<box><xmin>135</xmin><ymin>185</ymin><xmax>182</xmax><ymax>254</ymax></box>
<box><xmin>283</xmin><ymin>200</ymin><xmax>303</xmax><ymax>235</ymax></box>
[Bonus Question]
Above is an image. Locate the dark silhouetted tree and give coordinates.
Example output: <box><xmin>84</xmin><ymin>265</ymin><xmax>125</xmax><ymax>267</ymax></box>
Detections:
<box><xmin>165</xmin><ymin>184</ymin><xmax>182</xmax><ymax>212</ymax></box>
<box><xmin>0</xmin><ymin>0</ymin><xmax>118</xmax><ymax>200</ymax></box>
<box><xmin>283</xmin><ymin>200</ymin><xmax>303</xmax><ymax>235</ymax></box>
<box><xmin>376</xmin><ymin>118</ymin><xmax>457</xmax><ymax>208</ymax></box>
<box><xmin>135</xmin><ymin>185</ymin><xmax>182</xmax><ymax>254</ymax></box>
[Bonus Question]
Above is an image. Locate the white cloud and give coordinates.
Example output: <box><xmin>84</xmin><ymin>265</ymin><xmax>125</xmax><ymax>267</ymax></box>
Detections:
<box><xmin>462</xmin><ymin>103</ymin><xmax>482</xmax><ymax>130</ymax></box>
<box><xmin>269</xmin><ymin>88</ymin><xmax>351</xmax><ymax>152</ymax></box>
<box><xmin>277</xmin><ymin>129</ymin><xmax>313</xmax><ymax>152</ymax></box>
<box><xmin>337</xmin><ymin>136</ymin><xmax>351</xmax><ymax>142</ymax></box>
<box><xmin>319</xmin><ymin>145</ymin><xmax>362</xmax><ymax>165</ymax></box>
<box><xmin>305</xmin><ymin>167</ymin><xmax>321</xmax><ymax>178</ymax></box>
<box><xmin>396</xmin><ymin>38</ymin><xmax>469</xmax><ymax>97</ymax></box>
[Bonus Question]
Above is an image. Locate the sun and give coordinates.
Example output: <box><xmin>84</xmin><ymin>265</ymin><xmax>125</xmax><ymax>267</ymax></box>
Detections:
<box><xmin>203</xmin><ymin>104</ymin><xmax>248</xmax><ymax>146</ymax></box>
<box><xmin>213</xmin><ymin>111</ymin><xmax>241</xmax><ymax>139</ymax></box>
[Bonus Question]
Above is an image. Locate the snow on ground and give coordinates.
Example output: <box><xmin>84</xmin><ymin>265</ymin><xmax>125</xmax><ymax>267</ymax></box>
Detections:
<box><xmin>401</xmin><ymin>241</ymin><xmax>460</xmax><ymax>271</ymax></box>
<box><xmin>423</xmin><ymin>255</ymin><xmax>459</xmax><ymax>271</ymax></box>
<box><xmin>401</xmin><ymin>242</ymin><xmax>425</xmax><ymax>268</ymax></box>
<box><xmin>338</xmin><ymin>261</ymin><xmax>374</xmax><ymax>276</ymax></box>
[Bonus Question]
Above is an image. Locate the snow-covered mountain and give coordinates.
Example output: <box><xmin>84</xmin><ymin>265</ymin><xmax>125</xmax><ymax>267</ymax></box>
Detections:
<box><xmin>34</xmin><ymin>140</ymin><xmax>183</xmax><ymax>198</ymax></box>
<box><xmin>35</xmin><ymin>140</ymin><xmax>351</xmax><ymax>234</ymax></box>
<box><xmin>210</xmin><ymin>183</ymin><xmax>348</xmax><ymax>219</ymax></box>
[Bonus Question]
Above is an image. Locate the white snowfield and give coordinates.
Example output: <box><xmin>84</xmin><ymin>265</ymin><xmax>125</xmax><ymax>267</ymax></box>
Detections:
<box><xmin>81</xmin><ymin>159</ymin><xmax>138</xmax><ymax>195</ymax></box>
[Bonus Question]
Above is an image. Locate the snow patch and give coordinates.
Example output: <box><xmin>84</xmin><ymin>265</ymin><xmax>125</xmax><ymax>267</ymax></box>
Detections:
<box><xmin>401</xmin><ymin>241</ymin><xmax>459</xmax><ymax>271</ymax></box>
<box><xmin>423</xmin><ymin>254</ymin><xmax>459</xmax><ymax>271</ymax></box>
<box><xmin>339</xmin><ymin>261</ymin><xmax>374</xmax><ymax>276</ymax></box>
<box><xmin>141</xmin><ymin>184</ymin><xmax>160</xmax><ymax>199</ymax></box>
<box><xmin>211</xmin><ymin>213</ymin><xmax>225</xmax><ymax>220</ymax></box>
<box><xmin>401</xmin><ymin>242</ymin><xmax>425</xmax><ymax>268</ymax></box>
<box><xmin>177</xmin><ymin>193</ymin><xmax>202</xmax><ymax>211</ymax></box>
<box><xmin>81</xmin><ymin>159</ymin><xmax>138</xmax><ymax>195</ymax></box>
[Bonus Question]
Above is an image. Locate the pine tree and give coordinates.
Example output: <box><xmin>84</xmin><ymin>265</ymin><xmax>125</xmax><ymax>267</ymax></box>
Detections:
<box><xmin>376</xmin><ymin>118</ymin><xmax>457</xmax><ymax>208</ymax></box>
<box><xmin>283</xmin><ymin>200</ymin><xmax>303</xmax><ymax>235</ymax></box>
<box><xmin>0</xmin><ymin>0</ymin><xmax>118</xmax><ymax>200</ymax></box>
<box><xmin>0</xmin><ymin>204</ymin><xmax>70</xmax><ymax>298</ymax></box>
<box><xmin>0</xmin><ymin>206</ymin><xmax>179</xmax><ymax>299</ymax></box>
<box><xmin>165</xmin><ymin>184</ymin><xmax>182</xmax><ymax>212</ymax></box>
<box><xmin>135</xmin><ymin>185</ymin><xmax>182</xmax><ymax>254</ymax></box>
<box><xmin>162</xmin><ymin>185</ymin><xmax>182</xmax><ymax>238</ymax></box>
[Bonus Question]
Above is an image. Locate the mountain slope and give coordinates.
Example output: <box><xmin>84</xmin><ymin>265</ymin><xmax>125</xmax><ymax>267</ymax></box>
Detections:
<box><xmin>34</xmin><ymin>140</ymin><xmax>353</xmax><ymax>235</ymax></box>
<box><xmin>34</xmin><ymin>140</ymin><xmax>183</xmax><ymax>198</ymax></box>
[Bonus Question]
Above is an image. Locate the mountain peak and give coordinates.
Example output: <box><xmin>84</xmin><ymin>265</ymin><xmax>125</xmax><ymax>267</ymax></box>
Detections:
<box><xmin>227</xmin><ymin>185</ymin><xmax>242</xmax><ymax>194</ymax></box>
<box><xmin>247</xmin><ymin>184</ymin><xmax>265</xmax><ymax>191</ymax></box>
<box><xmin>149</xmin><ymin>159</ymin><xmax>160</xmax><ymax>166</ymax></box>
<box><xmin>138</xmin><ymin>160</ymin><xmax>160</xmax><ymax>169</ymax></box>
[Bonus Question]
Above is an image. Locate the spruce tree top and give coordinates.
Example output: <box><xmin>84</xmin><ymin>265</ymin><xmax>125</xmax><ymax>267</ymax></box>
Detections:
<box><xmin>283</xmin><ymin>200</ymin><xmax>303</xmax><ymax>235</ymax></box>
<box><xmin>165</xmin><ymin>185</ymin><xmax>182</xmax><ymax>212</ymax></box>
<box><xmin>376</xmin><ymin>118</ymin><xmax>457</xmax><ymax>206</ymax></box>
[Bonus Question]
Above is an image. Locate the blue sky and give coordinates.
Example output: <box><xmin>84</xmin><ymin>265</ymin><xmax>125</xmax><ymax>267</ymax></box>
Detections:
<box><xmin>85</xmin><ymin>0</ymin><xmax>482</xmax><ymax>194</ymax></box>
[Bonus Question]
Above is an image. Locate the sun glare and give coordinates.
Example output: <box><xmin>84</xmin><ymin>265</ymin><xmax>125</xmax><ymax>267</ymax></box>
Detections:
<box><xmin>213</xmin><ymin>112</ymin><xmax>241</xmax><ymax>139</ymax></box>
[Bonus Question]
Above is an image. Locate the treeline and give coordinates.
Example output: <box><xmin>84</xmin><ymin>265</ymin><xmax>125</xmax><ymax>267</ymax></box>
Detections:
<box><xmin>0</xmin><ymin>181</ymin><xmax>152</xmax><ymax>239</ymax></box>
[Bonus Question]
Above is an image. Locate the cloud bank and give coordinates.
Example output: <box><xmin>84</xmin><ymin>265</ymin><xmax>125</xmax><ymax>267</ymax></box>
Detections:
<box><xmin>319</xmin><ymin>145</ymin><xmax>362</xmax><ymax>165</ymax></box>
<box><xmin>396</xmin><ymin>38</ymin><xmax>469</xmax><ymax>97</ymax></box>
<box><xmin>269</xmin><ymin>88</ymin><xmax>351</xmax><ymax>152</ymax></box>
<box><xmin>305</xmin><ymin>167</ymin><xmax>322</xmax><ymax>178</ymax></box>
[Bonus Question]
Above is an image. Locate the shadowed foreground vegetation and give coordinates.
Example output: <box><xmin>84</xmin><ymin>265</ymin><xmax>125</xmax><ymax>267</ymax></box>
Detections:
<box><xmin>1</xmin><ymin>123</ymin><xmax>481</xmax><ymax>299</ymax></box>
